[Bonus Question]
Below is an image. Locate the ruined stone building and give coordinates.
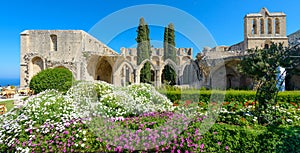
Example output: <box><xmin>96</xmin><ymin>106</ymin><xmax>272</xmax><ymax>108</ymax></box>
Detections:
<box><xmin>20</xmin><ymin>8</ymin><xmax>300</xmax><ymax>90</ymax></box>
<box><xmin>20</xmin><ymin>30</ymin><xmax>195</xmax><ymax>88</ymax></box>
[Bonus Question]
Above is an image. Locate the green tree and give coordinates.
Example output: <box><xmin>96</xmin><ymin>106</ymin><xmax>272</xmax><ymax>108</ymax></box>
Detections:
<box><xmin>162</xmin><ymin>23</ymin><xmax>177</xmax><ymax>85</ymax></box>
<box><xmin>136</xmin><ymin>17</ymin><xmax>152</xmax><ymax>83</ymax></box>
<box><xmin>164</xmin><ymin>23</ymin><xmax>176</xmax><ymax>62</ymax></box>
<box><xmin>239</xmin><ymin>43</ymin><xmax>300</xmax><ymax>125</ymax></box>
<box><xmin>29</xmin><ymin>68</ymin><xmax>73</xmax><ymax>94</ymax></box>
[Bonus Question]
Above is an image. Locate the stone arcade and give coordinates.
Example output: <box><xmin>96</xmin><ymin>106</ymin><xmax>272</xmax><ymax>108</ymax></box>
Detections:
<box><xmin>20</xmin><ymin>8</ymin><xmax>300</xmax><ymax>89</ymax></box>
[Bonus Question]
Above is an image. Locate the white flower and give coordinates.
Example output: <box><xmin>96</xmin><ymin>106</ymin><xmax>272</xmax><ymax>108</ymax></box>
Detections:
<box><xmin>81</xmin><ymin>143</ymin><xmax>85</xmax><ymax>148</ymax></box>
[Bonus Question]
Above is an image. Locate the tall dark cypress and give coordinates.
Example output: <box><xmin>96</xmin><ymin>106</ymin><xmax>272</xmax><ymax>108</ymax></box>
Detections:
<box><xmin>136</xmin><ymin>17</ymin><xmax>151</xmax><ymax>83</ymax></box>
<box><xmin>162</xmin><ymin>23</ymin><xmax>177</xmax><ymax>85</ymax></box>
<box><xmin>167</xmin><ymin>23</ymin><xmax>176</xmax><ymax>62</ymax></box>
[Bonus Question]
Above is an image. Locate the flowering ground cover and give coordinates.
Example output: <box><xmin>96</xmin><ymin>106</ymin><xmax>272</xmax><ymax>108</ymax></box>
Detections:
<box><xmin>0</xmin><ymin>81</ymin><xmax>299</xmax><ymax>152</ymax></box>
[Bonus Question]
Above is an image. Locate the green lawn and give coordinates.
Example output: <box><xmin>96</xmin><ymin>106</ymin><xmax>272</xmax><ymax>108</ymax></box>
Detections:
<box><xmin>0</xmin><ymin>100</ymin><xmax>14</xmax><ymax>113</ymax></box>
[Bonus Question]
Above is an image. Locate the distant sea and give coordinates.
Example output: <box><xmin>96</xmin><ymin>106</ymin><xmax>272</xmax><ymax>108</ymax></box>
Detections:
<box><xmin>0</xmin><ymin>78</ymin><xmax>20</xmax><ymax>87</ymax></box>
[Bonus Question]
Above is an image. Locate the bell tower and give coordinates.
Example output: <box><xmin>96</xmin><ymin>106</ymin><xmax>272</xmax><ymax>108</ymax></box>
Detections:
<box><xmin>244</xmin><ymin>8</ymin><xmax>288</xmax><ymax>50</ymax></box>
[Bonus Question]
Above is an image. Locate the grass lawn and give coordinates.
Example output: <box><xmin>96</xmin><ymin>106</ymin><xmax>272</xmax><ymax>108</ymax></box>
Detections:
<box><xmin>0</xmin><ymin>100</ymin><xmax>14</xmax><ymax>113</ymax></box>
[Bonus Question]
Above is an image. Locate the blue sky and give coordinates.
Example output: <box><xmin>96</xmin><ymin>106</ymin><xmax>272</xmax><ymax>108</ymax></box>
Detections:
<box><xmin>0</xmin><ymin>0</ymin><xmax>299</xmax><ymax>79</ymax></box>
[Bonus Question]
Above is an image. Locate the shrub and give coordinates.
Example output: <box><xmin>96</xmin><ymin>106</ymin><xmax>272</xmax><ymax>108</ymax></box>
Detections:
<box><xmin>29</xmin><ymin>68</ymin><xmax>73</xmax><ymax>94</ymax></box>
<box><xmin>160</xmin><ymin>90</ymin><xmax>300</xmax><ymax>104</ymax></box>
<box><xmin>67</xmin><ymin>82</ymin><xmax>174</xmax><ymax>118</ymax></box>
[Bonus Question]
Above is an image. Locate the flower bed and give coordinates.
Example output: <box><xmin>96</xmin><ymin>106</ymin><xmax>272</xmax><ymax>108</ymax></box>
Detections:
<box><xmin>0</xmin><ymin>82</ymin><xmax>299</xmax><ymax>152</ymax></box>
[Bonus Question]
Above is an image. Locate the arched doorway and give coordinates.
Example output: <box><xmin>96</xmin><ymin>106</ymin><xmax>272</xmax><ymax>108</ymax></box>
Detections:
<box><xmin>95</xmin><ymin>58</ymin><xmax>112</xmax><ymax>83</ymax></box>
<box><xmin>161</xmin><ymin>64</ymin><xmax>177</xmax><ymax>85</ymax></box>
<box><xmin>31</xmin><ymin>57</ymin><xmax>44</xmax><ymax>77</ymax></box>
<box><xmin>139</xmin><ymin>61</ymin><xmax>155</xmax><ymax>84</ymax></box>
<box><xmin>120</xmin><ymin>63</ymin><xmax>134</xmax><ymax>86</ymax></box>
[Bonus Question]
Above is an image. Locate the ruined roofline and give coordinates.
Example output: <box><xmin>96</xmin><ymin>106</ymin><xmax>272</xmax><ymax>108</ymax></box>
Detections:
<box><xmin>244</xmin><ymin>7</ymin><xmax>286</xmax><ymax>18</ymax></box>
<box><xmin>20</xmin><ymin>30</ymin><xmax>118</xmax><ymax>55</ymax></box>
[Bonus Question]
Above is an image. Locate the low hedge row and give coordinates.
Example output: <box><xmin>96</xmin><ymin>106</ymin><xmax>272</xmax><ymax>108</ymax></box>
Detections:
<box><xmin>159</xmin><ymin>90</ymin><xmax>300</xmax><ymax>104</ymax></box>
<box><xmin>202</xmin><ymin>124</ymin><xmax>300</xmax><ymax>153</ymax></box>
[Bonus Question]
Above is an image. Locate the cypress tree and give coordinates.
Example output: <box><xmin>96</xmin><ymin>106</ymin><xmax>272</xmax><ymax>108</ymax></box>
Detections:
<box><xmin>166</xmin><ymin>23</ymin><xmax>176</xmax><ymax>62</ymax></box>
<box><xmin>162</xmin><ymin>23</ymin><xmax>177</xmax><ymax>85</ymax></box>
<box><xmin>136</xmin><ymin>17</ymin><xmax>152</xmax><ymax>83</ymax></box>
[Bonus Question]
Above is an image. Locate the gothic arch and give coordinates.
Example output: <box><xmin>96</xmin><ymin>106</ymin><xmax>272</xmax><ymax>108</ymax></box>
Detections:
<box><xmin>30</xmin><ymin>56</ymin><xmax>44</xmax><ymax>77</ymax></box>
<box><xmin>119</xmin><ymin>62</ymin><xmax>134</xmax><ymax>86</ymax></box>
<box><xmin>163</xmin><ymin>59</ymin><xmax>178</xmax><ymax>71</ymax></box>
<box><xmin>179</xmin><ymin>60</ymin><xmax>201</xmax><ymax>85</ymax></box>
<box><xmin>95</xmin><ymin>57</ymin><xmax>112</xmax><ymax>83</ymax></box>
<box><xmin>137</xmin><ymin>59</ymin><xmax>156</xmax><ymax>72</ymax></box>
<box><xmin>137</xmin><ymin>59</ymin><xmax>156</xmax><ymax>84</ymax></box>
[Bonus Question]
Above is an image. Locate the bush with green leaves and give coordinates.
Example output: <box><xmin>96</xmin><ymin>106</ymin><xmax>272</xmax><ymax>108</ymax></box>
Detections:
<box><xmin>29</xmin><ymin>68</ymin><xmax>73</xmax><ymax>94</ymax></box>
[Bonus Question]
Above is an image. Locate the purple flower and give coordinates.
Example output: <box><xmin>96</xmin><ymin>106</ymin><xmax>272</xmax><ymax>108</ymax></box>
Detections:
<box><xmin>213</xmin><ymin>132</ymin><xmax>218</xmax><ymax>135</ymax></box>
<box><xmin>225</xmin><ymin>146</ymin><xmax>229</xmax><ymax>150</ymax></box>
<box><xmin>218</xmin><ymin>142</ymin><xmax>221</xmax><ymax>145</ymax></box>
<box><xmin>200</xmin><ymin>143</ymin><xmax>205</xmax><ymax>149</ymax></box>
<box><xmin>63</xmin><ymin>130</ymin><xmax>69</xmax><ymax>135</ymax></box>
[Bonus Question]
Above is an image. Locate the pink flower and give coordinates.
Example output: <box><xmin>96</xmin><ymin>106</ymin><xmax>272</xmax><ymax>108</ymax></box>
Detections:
<box><xmin>218</xmin><ymin>142</ymin><xmax>221</xmax><ymax>145</ymax></box>
<box><xmin>225</xmin><ymin>146</ymin><xmax>229</xmax><ymax>150</ymax></box>
<box><xmin>200</xmin><ymin>143</ymin><xmax>204</xmax><ymax>149</ymax></box>
<box><xmin>63</xmin><ymin>130</ymin><xmax>69</xmax><ymax>135</ymax></box>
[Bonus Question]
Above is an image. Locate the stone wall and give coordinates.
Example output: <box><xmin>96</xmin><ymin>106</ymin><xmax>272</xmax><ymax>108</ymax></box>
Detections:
<box><xmin>20</xmin><ymin>30</ymin><xmax>117</xmax><ymax>87</ymax></box>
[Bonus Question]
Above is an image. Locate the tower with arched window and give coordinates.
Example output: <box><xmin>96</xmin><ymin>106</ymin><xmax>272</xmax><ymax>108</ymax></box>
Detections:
<box><xmin>244</xmin><ymin>8</ymin><xmax>288</xmax><ymax>50</ymax></box>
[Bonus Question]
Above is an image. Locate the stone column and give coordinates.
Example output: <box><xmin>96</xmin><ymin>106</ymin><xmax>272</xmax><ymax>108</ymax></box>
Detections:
<box><xmin>135</xmin><ymin>70</ymin><xmax>140</xmax><ymax>84</ymax></box>
<box><xmin>122</xmin><ymin>67</ymin><xmax>126</xmax><ymax>86</ymax></box>
<box><xmin>156</xmin><ymin>69</ymin><xmax>162</xmax><ymax>87</ymax></box>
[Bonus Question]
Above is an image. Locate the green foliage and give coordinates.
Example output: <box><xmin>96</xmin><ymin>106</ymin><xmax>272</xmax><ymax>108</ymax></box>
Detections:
<box><xmin>162</xmin><ymin>65</ymin><xmax>177</xmax><ymax>85</ymax></box>
<box><xmin>159</xmin><ymin>90</ymin><xmax>300</xmax><ymax>104</ymax></box>
<box><xmin>162</xmin><ymin>23</ymin><xmax>177</xmax><ymax>86</ymax></box>
<box><xmin>29</xmin><ymin>68</ymin><xmax>73</xmax><ymax>94</ymax></box>
<box><xmin>239</xmin><ymin>43</ymin><xmax>300</xmax><ymax>124</ymax></box>
<box><xmin>140</xmin><ymin>62</ymin><xmax>152</xmax><ymax>84</ymax></box>
<box><xmin>136</xmin><ymin>17</ymin><xmax>151</xmax><ymax>64</ymax></box>
<box><xmin>202</xmin><ymin>124</ymin><xmax>300</xmax><ymax>153</ymax></box>
<box><xmin>164</xmin><ymin>23</ymin><xmax>176</xmax><ymax>62</ymax></box>
<box><xmin>136</xmin><ymin>17</ymin><xmax>151</xmax><ymax>83</ymax></box>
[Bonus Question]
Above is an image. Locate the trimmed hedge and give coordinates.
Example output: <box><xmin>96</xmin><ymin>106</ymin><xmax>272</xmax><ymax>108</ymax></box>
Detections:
<box><xmin>159</xmin><ymin>90</ymin><xmax>300</xmax><ymax>104</ymax></box>
<box><xmin>202</xmin><ymin>124</ymin><xmax>300</xmax><ymax>153</ymax></box>
<box><xmin>29</xmin><ymin>68</ymin><xmax>73</xmax><ymax>94</ymax></box>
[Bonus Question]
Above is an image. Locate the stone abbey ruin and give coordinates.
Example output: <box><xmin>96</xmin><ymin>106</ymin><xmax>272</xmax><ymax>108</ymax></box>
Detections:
<box><xmin>20</xmin><ymin>8</ymin><xmax>300</xmax><ymax>90</ymax></box>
